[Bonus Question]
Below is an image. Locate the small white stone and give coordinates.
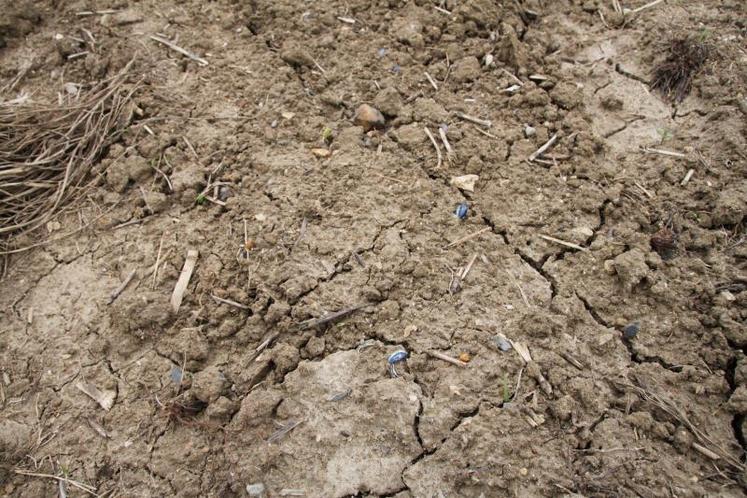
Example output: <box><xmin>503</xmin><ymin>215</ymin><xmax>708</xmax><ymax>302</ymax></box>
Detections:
<box><xmin>450</xmin><ymin>174</ymin><xmax>479</xmax><ymax>192</ymax></box>
<box><xmin>246</xmin><ymin>483</ymin><xmax>266</xmax><ymax>496</ymax></box>
<box><xmin>524</xmin><ymin>125</ymin><xmax>536</xmax><ymax>138</ymax></box>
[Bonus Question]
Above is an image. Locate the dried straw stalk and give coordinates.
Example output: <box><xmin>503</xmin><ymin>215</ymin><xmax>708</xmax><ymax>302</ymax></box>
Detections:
<box><xmin>0</xmin><ymin>62</ymin><xmax>137</xmax><ymax>249</ymax></box>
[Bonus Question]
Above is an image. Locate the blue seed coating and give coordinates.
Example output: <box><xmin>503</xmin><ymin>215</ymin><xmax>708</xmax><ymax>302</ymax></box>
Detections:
<box><xmin>455</xmin><ymin>202</ymin><xmax>469</xmax><ymax>219</ymax></box>
<box><xmin>388</xmin><ymin>350</ymin><xmax>408</xmax><ymax>364</ymax></box>
<box><xmin>623</xmin><ymin>321</ymin><xmax>640</xmax><ymax>339</ymax></box>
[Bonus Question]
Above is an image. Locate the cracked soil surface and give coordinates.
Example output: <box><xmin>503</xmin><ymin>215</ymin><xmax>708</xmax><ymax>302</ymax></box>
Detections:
<box><xmin>1</xmin><ymin>0</ymin><xmax>746</xmax><ymax>496</ymax></box>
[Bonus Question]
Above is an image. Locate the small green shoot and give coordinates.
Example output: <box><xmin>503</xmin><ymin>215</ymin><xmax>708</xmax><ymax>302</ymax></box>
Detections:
<box><xmin>321</xmin><ymin>126</ymin><xmax>333</xmax><ymax>144</ymax></box>
<box><xmin>502</xmin><ymin>373</ymin><xmax>511</xmax><ymax>404</ymax></box>
<box><xmin>656</xmin><ymin>127</ymin><xmax>673</xmax><ymax>144</ymax></box>
<box><xmin>195</xmin><ymin>194</ymin><xmax>206</xmax><ymax>205</ymax></box>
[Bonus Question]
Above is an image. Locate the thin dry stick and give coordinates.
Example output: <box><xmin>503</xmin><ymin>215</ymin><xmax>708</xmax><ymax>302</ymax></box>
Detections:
<box><xmin>460</xmin><ymin>253</ymin><xmax>478</xmax><ymax>280</ymax></box>
<box><xmin>455</xmin><ymin>112</ymin><xmax>492</xmax><ymax>128</ymax></box>
<box><xmin>634</xmin><ymin>181</ymin><xmax>654</xmax><ymax>198</ymax></box>
<box><xmin>473</xmin><ymin>125</ymin><xmax>498</xmax><ymax>139</ymax></box>
<box><xmin>149</xmin><ymin>35</ymin><xmax>208</xmax><ymax>66</ymax></box>
<box><xmin>641</xmin><ymin>147</ymin><xmax>687</xmax><ymax>158</ymax></box>
<box><xmin>680</xmin><ymin>169</ymin><xmax>694</xmax><ymax>186</ymax></box>
<box><xmin>444</xmin><ymin>227</ymin><xmax>491</xmax><ymax>249</ymax></box>
<box><xmin>13</xmin><ymin>470</ymin><xmax>97</xmax><ymax>495</ymax></box>
<box><xmin>501</xmin><ymin>68</ymin><xmax>524</xmax><ymax>86</ymax></box>
<box><xmin>183</xmin><ymin>136</ymin><xmax>198</xmax><ymax>160</ymax></box>
<box><xmin>438</xmin><ymin>126</ymin><xmax>454</xmax><ymax>160</ymax></box>
<box><xmin>427</xmin><ymin>350</ymin><xmax>467</xmax><ymax>367</ymax></box>
<box><xmin>211</xmin><ymin>294</ymin><xmax>250</xmax><ymax>310</ymax></box>
<box><xmin>267</xmin><ymin>419</ymin><xmax>303</xmax><ymax>443</ymax></box>
<box><xmin>108</xmin><ymin>269</ymin><xmax>136</xmax><ymax>304</ymax></box>
<box><xmin>152</xmin><ymin>233</ymin><xmax>165</xmax><ymax>289</ymax></box>
<box><xmin>631</xmin><ymin>0</ymin><xmax>664</xmax><ymax>13</ymax></box>
<box><xmin>528</xmin><ymin>133</ymin><xmax>558</xmax><ymax>162</ymax></box>
<box><xmin>559</xmin><ymin>351</ymin><xmax>585</xmax><ymax>370</ymax></box>
<box><xmin>424</xmin><ymin>127</ymin><xmax>443</xmax><ymax>168</ymax></box>
<box><xmin>424</xmin><ymin>72</ymin><xmax>439</xmax><ymax>91</ymax></box>
<box><xmin>539</xmin><ymin>234</ymin><xmax>590</xmax><ymax>253</ymax></box>
<box><xmin>296</xmin><ymin>304</ymin><xmax>368</xmax><ymax>331</ymax></box>
<box><xmin>506</xmin><ymin>268</ymin><xmax>531</xmax><ymax>307</ymax></box>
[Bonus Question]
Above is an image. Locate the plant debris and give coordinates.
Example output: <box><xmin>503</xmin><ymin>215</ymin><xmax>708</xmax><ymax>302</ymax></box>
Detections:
<box><xmin>0</xmin><ymin>61</ymin><xmax>137</xmax><ymax>249</ymax></box>
<box><xmin>651</xmin><ymin>36</ymin><xmax>709</xmax><ymax>102</ymax></box>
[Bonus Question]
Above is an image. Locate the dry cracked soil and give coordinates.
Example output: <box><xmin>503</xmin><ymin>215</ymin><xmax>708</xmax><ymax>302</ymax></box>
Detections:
<box><xmin>1</xmin><ymin>0</ymin><xmax>746</xmax><ymax>497</ymax></box>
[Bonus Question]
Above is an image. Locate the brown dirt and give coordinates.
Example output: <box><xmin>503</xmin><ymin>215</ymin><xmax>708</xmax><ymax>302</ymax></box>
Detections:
<box><xmin>1</xmin><ymin>0</ymin><xmax>746</xmax><ymax>497</ymax></box>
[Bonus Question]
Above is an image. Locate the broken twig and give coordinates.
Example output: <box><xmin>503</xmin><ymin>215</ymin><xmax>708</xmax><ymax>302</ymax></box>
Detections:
<box><xmin>149</xmin><ymin>35</ymin><xmax>208</xmax><ymax>66</ymax></box>
<box><xmin>171</xmin><ymin>249</ymin><xmax>199</xmax><ymax>313</ymax></box>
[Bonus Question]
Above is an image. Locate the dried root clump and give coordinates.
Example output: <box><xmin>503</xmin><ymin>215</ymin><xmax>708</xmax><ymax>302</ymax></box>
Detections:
<box><xmin>0</xmin><ymin>63</ymin><xmax>137</xmax><ymax>251</ymax></box>
<box><xmin>651</xmin><ymin>36</ymin><xmax>709</xmax><ymax>102</ymax></box>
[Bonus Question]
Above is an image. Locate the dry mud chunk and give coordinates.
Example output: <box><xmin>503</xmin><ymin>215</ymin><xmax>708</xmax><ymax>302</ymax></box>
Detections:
<box><xmin>0</xmin><ymin>2</ymin><xmax>40</xmax><ymax>46</ymax></box>
<box><xmin>710</xmin><ymin>185</ymin><xmax>746</xmax><ymax>226</ymax></box>
<box><xmin>109</xmin><ymin>291</ymin><xmax>172</xmax><ymax>339</ymax></box>
<box><xmin>393</xmin><ymin>123</ymin><xmax>424</xmax><ymax>149</ymax></box>
<box><xmin>191</xmin><ymin>366</ymin><xmax>228</xmax><ymax>403</ymax></box>
<box><xmin>451</xmin><ymin>56</ymin><xmax>481</xmax><ymax>83</ymax></box>
<box><xmin>228</xmin><ymin>347</ymin><xmax>422</xmax><ymax>497</ymax></box>
<box><xmin>374</xmin><ymin>87</ymin><xmax>403</xmax><ymax>117</ymax></box>
<box><xmin>170</xmin><ymin>162</ymin><xmax>205</xmax><ymax>193</ymax></box>
<box><xmin>391</xmin><ymin>17</ymin><xmax>424</xmax><ymax>48</ymax></box>
<box><xmin>610</xmin><ymin>248</ymin><xmax>649</xmax><ymax>291</ymax></box>
<box><xmin>412</xmin><ymin>97</ymin><xmax>449</xmax><ymax>123</ymax></box>
<box><xmin>105</xmin><ymin>155</ymin><xmax>151</xmax><ymax>192</ymax></box>
<box><xmin>270</xmin><ymin>342</ymin><xmax>300</xmax><ymax>378</ymax></box>
<box><xmin>280</xmin><ymin>42</ymin><xmax>314</xmax><ymax>68</ymax></box>
<box><xmin>0</xmin><ymin>420</ymin><xmax>32</xmax><ymax>457</ymax></box>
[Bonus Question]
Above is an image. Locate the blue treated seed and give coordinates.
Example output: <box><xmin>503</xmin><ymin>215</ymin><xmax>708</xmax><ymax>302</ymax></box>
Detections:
<box><xmin>169</xmin><ymin>366</ymin><xmax>183</xmax><ymax>384</ymax></box>
<box><xmin>455</xmin><ymin>203</ymin><xmax>469</xmax><ymax>219</ymax></box>
<box><xmin>391</xmin><ymin>64</ymin><xmax>401</xmax><ymax>74</ymax></box>
<box><xmin>497</xmin><ymin>338</ymin><xmax>512</xmax><ymax>351</ymax></box>
<box><xmin>623</xmin><ymin>321</ymin><xmax>640</xmax><ymax>339</ymax></box>
<box><xmin>377</xmin><ymin>48</ymin><xmax>387</xmax><ymax>58</ymax></box>
<box><xmin>388</xmin><ymin>350</ymin><xmax>408</xmax><ymax>364</ymax></box>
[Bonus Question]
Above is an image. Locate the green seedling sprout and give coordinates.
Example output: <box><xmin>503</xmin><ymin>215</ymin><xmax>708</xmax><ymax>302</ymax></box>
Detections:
<box><xmin>321</xmin><ymin>126</ymin><xmax>333</xmax><ymax>144</ymax></box>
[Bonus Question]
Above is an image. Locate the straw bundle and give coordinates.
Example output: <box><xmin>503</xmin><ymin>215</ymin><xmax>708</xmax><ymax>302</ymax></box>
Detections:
<box><xmin>0</xmin><ymin>65</ymin><xmax>137</xmax><ymax>249</ymax></box>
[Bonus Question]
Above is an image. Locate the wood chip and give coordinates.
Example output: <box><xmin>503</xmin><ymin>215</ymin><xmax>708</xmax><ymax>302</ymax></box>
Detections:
<box><xmin>171</xmin><ymin>249</ymin><xmax>199</xmax><ymax>313</ymax></box>
<box><xmin>76</xmin><ymin>381</ymin><xmax>116</xmax><ymax>411</ymax></box>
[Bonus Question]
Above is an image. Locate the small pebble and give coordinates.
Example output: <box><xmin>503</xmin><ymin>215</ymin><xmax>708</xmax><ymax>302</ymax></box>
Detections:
<box><xmin>246</xmin><ymin>483</ymin><xmax>266</xmax><ymax>497</ymax></box>
<box><xmin>623</xmin><ymin>321</ymin><xmax>640</xmax><ymax>340</ymax></box>
<box><xmin>353</xmin><ymin>104</ymin><xmax>386</xmax><ymax>132</ymax></box>
<box><xmin>455</xmin><ymin>202</ymin><xmax>469</xmax><ymax>220</ymax></box>
<box><xmin>388</xmin><ymin>350</ymin><xmax>408</xmax><ymax>364</ymax></box>
<box><xmin>458</xmin><ymin>352</ymin><xmax>471</xmax><ymax>363</ymax></box>
<box><xmin>377</xmin><ymin>48</ymin><xmax>387</xmax><ymax>58</ymax></box>
<box><xmin>524</xmin><ymin>125</ymin><xmax>536</xmax><ymax>138</ymax></box>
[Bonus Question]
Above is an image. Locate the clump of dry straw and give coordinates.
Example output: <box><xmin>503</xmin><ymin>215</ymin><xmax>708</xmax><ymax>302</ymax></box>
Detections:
<box><xmin>0</xmin><ymin>62</ymin><xmax>137</xmax><ymax>252</ymax></box>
